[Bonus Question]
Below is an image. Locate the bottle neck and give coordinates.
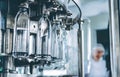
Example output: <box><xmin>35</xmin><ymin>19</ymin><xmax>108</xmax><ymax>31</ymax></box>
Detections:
<box><xmin>19</xmin><ymin>7</ymin><xmax>28</xmax><ymax>13</ymax></box>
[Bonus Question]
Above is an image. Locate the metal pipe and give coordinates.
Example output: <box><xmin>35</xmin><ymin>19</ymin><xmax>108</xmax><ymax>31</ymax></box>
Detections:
<box><xmin>0</xmin><ymin>11</ymin><xmax>6</xmax><ymax>54</ymax></box>
<box><xmin>109</xmin><ymin>0</ymin><xmax>120</xmax><ymax>77</ymax></box>
<box><xmin>77</xmin><ymin>25</ymin><xmax>83</xmax><ymax>77</ymax></box>
<box><xmin>0</xmin><ymin>29</ymin><xmax>3</xmax><ymax>53</ymax></box>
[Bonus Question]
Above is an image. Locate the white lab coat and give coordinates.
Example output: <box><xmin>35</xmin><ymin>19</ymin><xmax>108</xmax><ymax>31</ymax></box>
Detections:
<box><xmin>89</xmin><ymin>58</ymin><xmax>108</xmax><ymax>77</ymax></box>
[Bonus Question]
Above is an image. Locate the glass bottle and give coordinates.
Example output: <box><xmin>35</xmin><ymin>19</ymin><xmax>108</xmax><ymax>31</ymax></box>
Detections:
<box><xmin>50</xmin><ymin>19</ymin><xmax>68</xmax><ymax>69</ymax></box>
<box><xmin>12</xmin><ymin>3</ymin><xmax>30</xmax><ymax>57</ymax></box>
<box><xmin>37</xmin><ymin>15</ymin><xmax>52</xmax><ymax>60</ymax></box>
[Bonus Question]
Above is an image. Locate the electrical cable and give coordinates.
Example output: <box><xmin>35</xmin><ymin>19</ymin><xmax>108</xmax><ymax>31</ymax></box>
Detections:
<box><xmin>71</xmin><ymin>0</ymin><xmax>82</xmax><ymax>30</ymax></box>
<box><xmin>71</xmin><ymin>0</ymin><xmax>82</xmax><ymax>19</ymax></box>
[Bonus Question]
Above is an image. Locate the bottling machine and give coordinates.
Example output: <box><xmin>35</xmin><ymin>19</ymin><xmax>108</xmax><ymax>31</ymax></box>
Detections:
<box><xmin>0</xmin><ymin>0</ymin><xmax>83</xmax><ymax>77</ymax></box>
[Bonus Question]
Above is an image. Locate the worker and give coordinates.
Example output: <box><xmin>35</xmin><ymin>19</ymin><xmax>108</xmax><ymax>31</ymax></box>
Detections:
<box><xmin>89</xmin><ymin>44</ymin><xmax>109</xmax><ymax>77</ymax></box>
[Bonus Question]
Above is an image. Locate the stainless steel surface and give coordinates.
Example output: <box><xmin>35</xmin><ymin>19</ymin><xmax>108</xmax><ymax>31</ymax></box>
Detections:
<box><xmin>0</xmin><ymin>54</ymin><xmax>15</xmax><ymax>73</ymax></box>
<box><xmin>0</xmin><ymin>0</ymin><xmax>82</xmax><ymax>77</ymax></box>
<box><xmin>5</xmin><ymin>15</ymin><xmax>14</xmax><ymax>54</ymax></box>
<box><xmin>109</xmin><ymin>0</ymin><xmax>120</xmax><ymax>77</ymax></box>
<box><xmin>0</xmin><ymin>11</ymin><xmax>6</xmax><ymax>30</ymax></box>
<box><xmin>29</xmin><ymin>21</ymin><xmax>37</xmax><ymax>55</ymax></box>
<box><xmin>0</xmin><ymin>30</ymin><xmax>3</xmax><ymax>53</ymax></box>
<box><xmin>0</xmin><ymin>11</ymin><xmax>5</xmax><ymax>53</ymax></box>
<box><xmin>4</xmin><ymin>29</ymin><xmax>13</xmax><ymax>54</ymax></box>
<box><xmin>29</xmin><ymin>35</ymin><xmax>36</xmax><ymax>55</ymax></box>
<box><xmin>29</xmin><ymin>21</ymin><xmax>38</xmax><ymax>34</ymax></box>
<box><xmin>6</xmin><ymin>15</ymin><xmax>14</xmax><ymax>29</ymax></box>
<box><xmin>77</xmin><ymin>27</ymin><xmax>83</xmax><ymax>77</ymax></box>
<box><xmin>5</xmin><ymin>56</ymin><xmax>15</xmax><ymax>72</ymax></box>
<box><xmin>5</xmin><ymin>73</ymin><xmax>77</xmax><ymax>77</ymax></box>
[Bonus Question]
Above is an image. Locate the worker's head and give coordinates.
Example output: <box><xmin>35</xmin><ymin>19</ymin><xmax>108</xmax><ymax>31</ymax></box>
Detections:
<box><xmin>92</xmin><ymin>44</ymin><xmax>105</xmax><ymax>61</ymax></box>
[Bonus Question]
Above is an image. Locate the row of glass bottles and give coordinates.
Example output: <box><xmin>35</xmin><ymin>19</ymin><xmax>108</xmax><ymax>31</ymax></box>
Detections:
<box><xmin>12</xmin><ymin>3</ymin><xmax>68</xmax><ymax>69</ymax></box>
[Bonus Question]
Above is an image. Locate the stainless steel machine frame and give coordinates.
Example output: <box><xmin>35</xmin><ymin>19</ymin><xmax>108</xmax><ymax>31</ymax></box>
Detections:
<box><xmin>2</xmin><ymin>0</ymin><xmax>120</xmax><ymax>76</ymax></box>
<box><xmin>0</xmin><ymin>0</ymin><xmax>83</xmax><ymax>77</ymax></box>
<box><xmin>109</xmin><ymin>0</ymin><xmax>120</xmax><ymax>77</ymax></box>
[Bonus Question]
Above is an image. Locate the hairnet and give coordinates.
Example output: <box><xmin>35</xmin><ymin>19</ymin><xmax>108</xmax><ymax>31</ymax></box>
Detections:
<box><xmin>92</xmin><ymin>43</ymin><xmax>105</xmax><ymax>56</ymax></box>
